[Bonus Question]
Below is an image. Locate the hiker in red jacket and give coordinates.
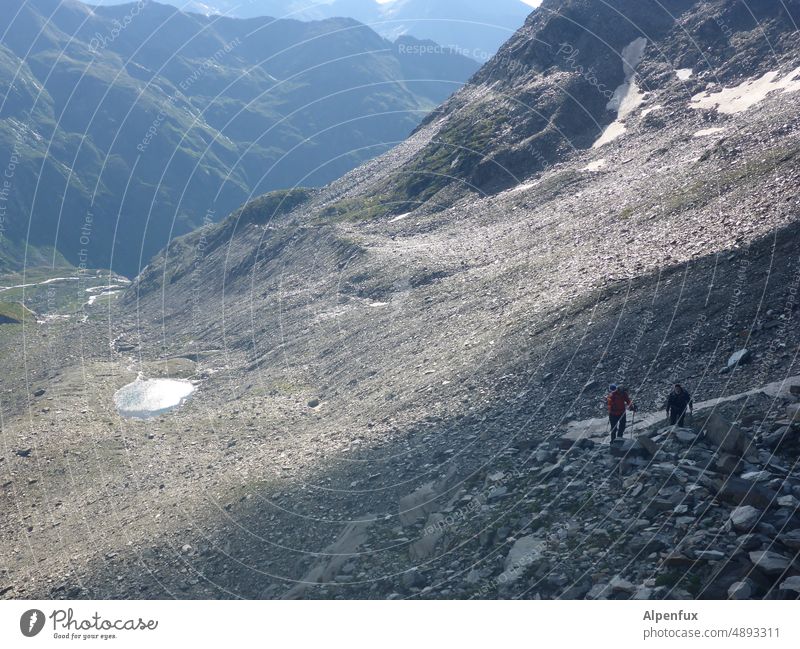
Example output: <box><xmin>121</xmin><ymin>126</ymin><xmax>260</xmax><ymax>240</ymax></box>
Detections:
<box><xmin>607</xmin><ymin>384</ymin><xmax>634</xmax><ymax>441</ymax></box>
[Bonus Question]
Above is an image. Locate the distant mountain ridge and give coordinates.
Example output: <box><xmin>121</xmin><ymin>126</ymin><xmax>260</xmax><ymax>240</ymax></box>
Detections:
<box><xmin>0</xmin><ymin>0</ymin><xmax>478</xmax><ymax>275</ymax></box>
<box><xmin>86</xmin><ymin>0</ymin><xmax>537</xmax><ymax>61</ymax></box>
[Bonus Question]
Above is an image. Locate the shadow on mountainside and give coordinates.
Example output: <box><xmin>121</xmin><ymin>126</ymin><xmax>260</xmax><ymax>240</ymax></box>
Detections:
<box><xmin>27</xmin><ymin>219</ymin><xmax>800</xmax><ymax>600</ymax></box>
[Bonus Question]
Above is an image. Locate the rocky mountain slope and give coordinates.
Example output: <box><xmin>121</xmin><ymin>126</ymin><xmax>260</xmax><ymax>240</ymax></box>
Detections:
<box><xmin>1</xmin><ymin>0</ymin><xmax>800</xmax><ymax>600</ymax></box>
<box><xmin>0</xmin><ymin>0</ymin><xmax>477</xmax><ymax>276</ymax></box>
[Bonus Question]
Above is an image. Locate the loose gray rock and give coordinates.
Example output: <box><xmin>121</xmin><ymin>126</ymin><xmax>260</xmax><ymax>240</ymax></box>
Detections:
<box><xmin>728</xmin><ymin>349</ymin><xmax>752</xmax><ymax>368</ymax></box>
<box><xmin>501</xmin><ymin>536</ymin><xmax>545</xmax><ymax>583</ymax></box>
<box><xmin>610</xmin><ymin>576</ymin><xmax>635</xmax><ymax>594</ymax></box>
<box><xmin>730</xmin><ymin>506</ymin><xmax>761</xmax><ymax>532</ymax></box>
<box><xmin>748</xmin><ymin>550</ymin><xmax>791</xmax><ymax>576</ymax></box>
<box><xmin>779</xmin><ymin>576</ymin><xmax>800</xmax><ymax>593</ymax></box>
<box><xmin>728</xmin><ymin>581</ymin><xmax>752</xmax><ymax>599</ymax></box>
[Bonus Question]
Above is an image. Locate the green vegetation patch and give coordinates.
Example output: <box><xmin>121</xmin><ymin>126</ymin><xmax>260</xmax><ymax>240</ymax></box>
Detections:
<box><xmin>318</xmin><ymin>194</ymin><xmax>392</xmax><ymax>222</ymax></box>
<box><xmin>0</xmin><ymin>301</ymin><xmax>36</xmax><ymax>324</ymax></box>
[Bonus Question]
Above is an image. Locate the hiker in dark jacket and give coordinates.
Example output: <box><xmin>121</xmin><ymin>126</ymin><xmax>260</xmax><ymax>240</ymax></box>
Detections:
<box><xmin>607</xmin><ymin>384</ymin><xmax>634</xmax><ymax>441</ymax></box>
<box><xmin>666</xmin><ymin>384</ymin><xmax>693</xmax><ymax>426</ymax></box>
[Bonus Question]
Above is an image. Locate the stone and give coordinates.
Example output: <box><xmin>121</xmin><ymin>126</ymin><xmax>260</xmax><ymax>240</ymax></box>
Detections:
<box><xmin>401</xmin><ymin>568</ymin><xmax>426</xmax><ymax>590</ymax></box>
<box><xmin>777</xmin><ymin>530</ymin><xmax>800</xmax><ymax>550</ymax></box>
<box><xmin>587</xmin><ymin>583</ymin><xmax>611</xmax><ymax>600</ymax></box>
<box><xmin>779</xmin><ymin>576</ymin><xmax>800</xmax><ymax>593</ymax></box>
<box><xmin>748</xmin><ymin>551</ymin><xmax>791</xmax><ymax>576</ymax></box>
<box><xmin>663</xmin><ymin>552</ymin><xmax>694</xmax><ymax>568</ymax></box>
<box><xmin>730</xmin><ymin>505</ymin><xmax>761</xmax><ymax>532</ymax></box>
<box><xmin>736</xmin><ymin>534</ymin><xmax>766</xmax><ymax>551</ymax></box>
<box><xmin>537</xmin><ymin>464</ymin><xmax>563</xmax><ymax>480</ymax></box>
<box><xmin>694</xmin><ymin>550</ymin><xmax>725</xmax><ymax>561</ymax></box>
<box><xmin>728</xmin><ymin>581</ymin><xmax>752</xmax><ymax>599</ymax></box>
<box><xmin>307</xmin><ymin>398</ymin><xmax>320</xmax><ymax>408</ymax></box>
<box><xmin>610</xmin><ymin>576</ymin><xmax>635</xmax><ymax>594</ymax></box>
<box><xmin>465</xmin><ymin>569</ymin><xmax>482</xmax><ymax>584</ymax></box>
<box><xmin>787</xmin><ymin>403</ymin><xmax>800</xmax><ymax>422</ymax></box>
<box><xmin>501</xmin><ymin>536</ymin><xmax>545</xmax><ymax>583</ymax></box>
<box><xmin>727</xmin><ymin>349</ymin><xmax>752</xmax><ymax>368</ymax></box>
<box><xmin>674</xmin><ymin>429</ymin><xmax>697</xmax><ymax>444</ymax></box>
<box><xmin>761</xmin><ymin>426</ymin><xmax>793</xmax><ymax>449</ymax></box>
<box><xmin>33</xmin><ymin>388</ymin><xmax>45</xmax><ymax>397</ymax></box>
<box><xmin>741</xmin><ymin>470</ymin><xmax>772</xmax><ymax>483</ymax></box>
<box><xmin>410</xmin><ymin>513</ymin><xmax>446</xmax><ymax>561</ymax></box>
<box><xmin>399</xmin><ymin>483</ymin><xmax>438</xmax><ymax>527</ymax></box>
<box><xmin>703</xmin><ymin>413</ymin><xmax>751</xmax><ymax>456</ymax></box>
<box><xmin>777</xmin><ymin>495</ymin><xmax>799</xmax><ymax>508</ymax></box>
<box><xmin>714</xmin><ymin>454</ymin><xmax>741</xmax><ymax>474</ymax></box>
<box><xmin>488</xmin><ymin>486</ymin><xmax>509</xmax><ymax>500</ymax></box>
<box><xmin>14</xmin><ymin>449</ymin><xmax>31</xmax><ymax>458</ymax></box>
<box><xmin>715</xmin><ymin>477</ymin><xmax>776</xmax><ymax>509</ymax></box>
<box><xmin>609</xmin><ymin>438</ymin><xmax>646</xmax><ymax>457</ymax></box>
<box><xmin>636</xmin><ymin>435</ymin><xmax>660</xmax><ymax>456</ymax></box>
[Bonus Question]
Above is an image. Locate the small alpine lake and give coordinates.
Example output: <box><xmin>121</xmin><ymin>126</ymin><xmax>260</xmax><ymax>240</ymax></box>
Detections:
<box><xmin>114</xmin><ymin>378</ymin><xmax>196</xmax><ymax>419</ymax></box>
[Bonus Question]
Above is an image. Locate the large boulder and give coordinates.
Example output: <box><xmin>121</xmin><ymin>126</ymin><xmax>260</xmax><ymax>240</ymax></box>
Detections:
<box><xmin>749</xmin><ymin>551</ymin><xmax>792</xmax><ymax>576</ymax></box>
<box><xmin>713</xmin><ymin>477</ymin><xmax>777</xmax><ymax>509</ymax></box>
<box><xmin>702</xmin><ymin>412</ymin><xmax>753</xmax><ymax>457</ymax></box>
<box><xmin>730</xmin><ymin>506</ymin><xmax>761</xmax><ymax>532</ymax></box>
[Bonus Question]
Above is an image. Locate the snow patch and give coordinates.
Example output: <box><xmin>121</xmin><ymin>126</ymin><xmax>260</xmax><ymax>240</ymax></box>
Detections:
<box><xmin>114</xmin><ymin>378</ymin><xmax>196</xmax><ymax>419</ymax></box>
<box><xmin>641</xmin><ymin>105</ymin><xmax>663</xmax><ymax>117</ymax></box>
<box><xmin>693</xmin><ymin>127</ymin><xmax>727</xmax><ymax>138</ymax></box>
<box><xmin>593</xmin><ymin>38</ymin><xmax>648</xmax><ymax>148</ymax></box>
<box><xmin>690</xmin><ymin>67</ymin><xmax>800</xmax><ymax>114</ymax></box>
<box><xmin>582</xmin><ymin>159</ymin><xmax>607</xmax><ymax>172</ymax></box>
<box><xmin>511</xmin><ymin>182</ymin><xmax>537</xmax><ymax>194</ymax></box>
<box><xmin>593</xmin><ymin>122</ymin><xmax>628</xmax><ymax>149</ymax></box>
<box><xmin>676</xmin><ymin>68</ymin><xmax>693</xmax><ymax>81</ymax></box>
<box><xmin>389</xmin><ymin>212</ymin><xmax>411</xmax><ymax>223</ymax></box>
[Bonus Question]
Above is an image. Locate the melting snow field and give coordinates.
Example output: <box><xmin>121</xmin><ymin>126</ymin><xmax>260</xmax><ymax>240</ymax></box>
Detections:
<box><xmin>690</xmin><ymin>67</ymin><xmax>800</xmax><ymax>114</ymax></box>
<box><xmin>693</xmin><ymin>127</ymin><xmax>727</xmax><ymax>138</ymax></box>
<box><xmin>593</xmin><ymin>37</ymin><xmax>648</xmax><ymax>148</ymax></box>
<box><xmin>114</xmin><ymin>378</ymin><xmax>195</xmax><ymax>419</ymax></box>
<box><xmin>582</xmin><ymin>159</ymin><xmax>607</xmax><ymax>171</ymax></box>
